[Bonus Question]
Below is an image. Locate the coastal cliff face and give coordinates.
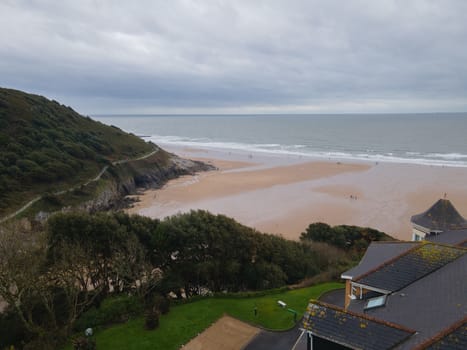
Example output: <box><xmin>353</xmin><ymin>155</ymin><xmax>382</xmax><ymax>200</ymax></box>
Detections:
<box><xmin>79</xmin><ymin>152</ymin><xmax>214</xmax><ymax>213</ymax></box>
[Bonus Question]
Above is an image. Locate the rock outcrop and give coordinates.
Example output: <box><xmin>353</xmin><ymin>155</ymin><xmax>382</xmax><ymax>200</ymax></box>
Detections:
<box><xmin>81</xmin><ymin>152</ymin><xmax>214</xmax><ymax>213</ymax></box>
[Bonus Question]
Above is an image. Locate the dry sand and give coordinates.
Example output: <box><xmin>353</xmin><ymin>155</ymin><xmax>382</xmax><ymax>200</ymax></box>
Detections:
<box><xmin>127</xmin><ymin>153</ymin><xmax>467</xmax><ymax>241</ymax></box>
<box><xmin>182</xmin><ymin>315</ymin><xmax>259</xmax><ymax>350</ymax></box>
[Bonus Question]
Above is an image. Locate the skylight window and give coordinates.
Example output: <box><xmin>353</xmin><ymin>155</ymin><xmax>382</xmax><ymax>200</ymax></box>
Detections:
<box><xmin>364</xmin><ymin>295</ymin><xmax>387</xmax><ymax>310</ymax></box>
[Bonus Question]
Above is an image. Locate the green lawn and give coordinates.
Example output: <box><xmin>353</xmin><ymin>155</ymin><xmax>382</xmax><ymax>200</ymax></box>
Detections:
<box><xmin>68</xmin><ymin>282</ymin><xmax>343</xmax><ymax>350</ymax></box>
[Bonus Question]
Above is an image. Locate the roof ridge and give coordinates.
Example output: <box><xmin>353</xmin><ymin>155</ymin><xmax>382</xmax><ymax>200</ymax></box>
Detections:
<box><xmin>427</xmin><ymin>199</ymin><xmax>465</xmax><ymax>218</ymax></box>
<box><xmin>354</xmin><ymin>242</ymin><xmax>423</xmax><ymax>281</ymax></box>
<box><xmin>354</xmin><ymin>242</ymin><xmax>466</xmax><ymax>284</ymax></box>
<box><xmin>411</xmin><ymin>316</ymin><xmax>467</xmax><ymax>350</ymax></box>
<box><xmin>429</xmin><ymin>241</ymin><xmax>467</xmax><ymax>250</ymax></box>
<box><xmin>308</xmin><ymin>299</ymin><xmax>416</xmax><ymax>334</ymax></box>
<box><xmin>368</xmin><ymin>241</ymin><xmax>416</xmax><ymax>245</ymax></box>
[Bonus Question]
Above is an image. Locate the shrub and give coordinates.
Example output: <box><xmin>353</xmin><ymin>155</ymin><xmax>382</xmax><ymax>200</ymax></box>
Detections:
<box><xmin>74</xmin><ymin>295</ymin><xmax>142</xmax><ymax>331</ymax></box>
<box><xmin>43</xmin><ymin>192</ymin><xmax>63</xmax><ymax>206</ymax></box>
<box><xmin>144</xmin><ymin>308</ymin><xmax>160</xmax><ymax>330</ymax></box>
<box><xmin>300</xmin><ymin>222</ymin><xmax>393</xmax><ymax>253</ymax></box>
<box><xmin>0</xmin><ymin>309</ymin><xmax>32</xmax><ymax>349</ymax></box>
<box><xmin>152</xmin><ymin>295</ymin><xmax>170</xmax><ymax>315</ymax></box>
<box><xmin>72</xmin><ymin>336</ymin><xmax>96</xmax><ymax>350</ymax></box>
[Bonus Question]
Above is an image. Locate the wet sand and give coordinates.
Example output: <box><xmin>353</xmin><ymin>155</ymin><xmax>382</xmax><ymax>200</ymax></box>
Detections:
<box><xmin>127</xmin><ymin>149</ymin><xmax>467</xmax><ymax>241</ymax></box>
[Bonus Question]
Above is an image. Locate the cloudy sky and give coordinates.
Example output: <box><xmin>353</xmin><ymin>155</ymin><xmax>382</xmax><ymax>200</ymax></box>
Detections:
<box><xmin>1</xmin><ymin>0</ymin><xmax>467</xmax><ymax>114</ymax></box>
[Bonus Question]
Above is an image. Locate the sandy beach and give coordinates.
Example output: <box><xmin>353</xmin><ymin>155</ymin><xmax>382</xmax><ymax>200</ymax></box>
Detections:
<box><xmin>127</xmin><ymin>147</ymin><xmax>467</xmax><ymax>241</ymax></box>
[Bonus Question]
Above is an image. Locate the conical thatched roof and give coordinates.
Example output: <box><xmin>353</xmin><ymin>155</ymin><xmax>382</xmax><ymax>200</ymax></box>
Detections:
<box><xmin>411</xmin><ymin>199</ymin><xmax>467</xmax><ymax>231</ymax></box>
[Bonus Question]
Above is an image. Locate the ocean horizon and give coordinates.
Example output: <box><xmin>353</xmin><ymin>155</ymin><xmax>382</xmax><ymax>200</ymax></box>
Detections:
<box><xmin>93</xmin><ymin>113</ymin><xmax>467</xmax><ymax>168</ymax></box>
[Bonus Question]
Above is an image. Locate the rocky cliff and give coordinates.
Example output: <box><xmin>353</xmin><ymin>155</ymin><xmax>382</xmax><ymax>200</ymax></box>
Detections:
<box><xmin>79</xmin><ymin>151</ymin><xmax>214</xmax><ymax>213</ymax></box>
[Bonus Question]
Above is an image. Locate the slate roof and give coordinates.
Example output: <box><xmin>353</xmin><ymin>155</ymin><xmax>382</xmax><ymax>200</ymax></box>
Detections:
<box><xmin>302</xmin><ymin>300</ymin><xmax>415</xmax><ymax>350</ymax></box>
<box><xmin>349</xmin><ymin>254</ymin><xmax>467</xmax><ymax>349</ymax></box>
<box><xmin>342</xmin><ymin>242</ymin><xmax>419</xmax><ymax>279</ymax></box>
<box><xmin>411</xmin><ymin>199</ymin><xmax>467</xmax><ymax>231</ymax></box>
<box><xmin>425</xmin><ymin>229</ymin><xmax>467</xmax><ymax>246</ymax></box>
<box><xmin>355</xmin><ymin>243</ymin><xmax>465</xmax><ymax>292</ymax></box>
<box><xmin>414</xmin><ymin>318</ymin><xmax>467</xmax><ymax>350</ymax></box>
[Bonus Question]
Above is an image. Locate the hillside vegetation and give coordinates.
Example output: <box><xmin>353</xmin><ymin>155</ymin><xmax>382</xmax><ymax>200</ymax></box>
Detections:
<box><xmin>0</xmin><ymin>87</ymin><xmax>154</xmax><ymax>215</ymax></box>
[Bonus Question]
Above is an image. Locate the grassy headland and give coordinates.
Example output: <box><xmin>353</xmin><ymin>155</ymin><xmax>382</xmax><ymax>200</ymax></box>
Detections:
<box><xmin>0</xmin><ymin>87</ymin><xmax>210</xmax><ymax>220</ymax></box>
<box><xmin>0</xmin><ymin>87</ymin><xmax>152</xmax><ymax>215</ymax></box>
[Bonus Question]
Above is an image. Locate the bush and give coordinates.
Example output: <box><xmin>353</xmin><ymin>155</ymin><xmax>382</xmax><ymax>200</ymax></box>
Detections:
<box><xmin>212</xmin><ymin>286</ymin><xmax>289</xmax><ymax>299</ymax></box>
<box><xmin>158</xmin><ymin>297</ymin><xmax>170</xmax><ymax>315</ymax></box>
<box><xmin>146</xmin><ymin>294</ymin><xmax>171</xmax><ymax>315</ymax></box>
<box><xmin>152</xmin><ymin>295</ymin><xmax>170</xmax><ymax>315</ymax></box>
<box><xmin>0</xmin><ymin>309</ymin><xmax>32</xmax><ymax>349</ymax></box>
<box><xmin>74</xmin><ymin>295</ymin><xmax>143</xmax><ymax>331</ymax></box>
<box><xmin>72</xmin><ymin>336</ymin><xmax>96</xmax><ymax>350</ymax></box>
<box><xmin>43</xmin><ymin>192</ymin><xmax>63</xmax><ymax>206</ymax></box>
<box><xmin>300</xmin><ymin>222</ymin><xmax>393</xmax><ymax>252</ymax></box>
<box><xmin>144</xmin><ymin>308</ymin><xmax>160</xmax><ymax>330</ymax></box>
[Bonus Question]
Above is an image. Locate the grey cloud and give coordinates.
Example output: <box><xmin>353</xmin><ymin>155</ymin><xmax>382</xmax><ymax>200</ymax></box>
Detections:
<box><xmin>1</xmin><ymin>0</ymin><xmax>467</xmax><ymax>113</ymax></box>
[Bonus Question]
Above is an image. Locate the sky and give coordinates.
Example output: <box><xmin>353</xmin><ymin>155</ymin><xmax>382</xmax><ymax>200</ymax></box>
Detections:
<box><xmin>1</xmin><ymin>0</ymin><xmax>467</xmax><ymax>114</ymax></box>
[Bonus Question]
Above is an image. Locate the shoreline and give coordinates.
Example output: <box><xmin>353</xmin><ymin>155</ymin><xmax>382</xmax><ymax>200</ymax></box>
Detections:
<box><xmin>127</xmin><ymin>145</ymin><xmax>467</xmax><ymax>241</ymax></box>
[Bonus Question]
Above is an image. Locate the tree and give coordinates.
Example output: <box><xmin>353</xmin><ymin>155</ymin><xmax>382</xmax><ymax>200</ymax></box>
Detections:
<box><xmin>47</xmin><ymin>212</ymin><xmax>126</xmax><ymax>294</ymax></box>
<box><xmin>300</xmin><ymin>222</ymin><xmax>332</xmax><ymax>242</ymax></box>
<box><xmin>300</xmin><ymin>222</ymin><xmax>393</xmax><ymax>253</ymax></box>
<box><xmin>0</xmin><ymin>221</ymin><xmax>64</xmax><ymax>348</ymax></box>
<box><xmin>149</xmin><ymin>210</ymin><xmax>323</xmax><ymax>295</ymax></box>
<box><xmin>0</xmin><ymin>220</ymin><xmax>107</xmax><ymax>348</ymax></box>
<box><xmin>47</xmin><ymin>212</ymin><xmax>159</xmax><ymax>298</ymax></box>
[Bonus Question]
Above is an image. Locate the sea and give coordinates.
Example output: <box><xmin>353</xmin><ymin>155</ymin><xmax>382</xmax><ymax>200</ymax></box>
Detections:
<box><xmin>93</xmin><ymin>113</ymin><xmax>467</xmax><ymax>168</ymax></box>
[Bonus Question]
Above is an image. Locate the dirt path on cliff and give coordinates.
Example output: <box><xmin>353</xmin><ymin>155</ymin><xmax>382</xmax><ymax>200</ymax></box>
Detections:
<box><xmin>0</xmin><ymin>148</ymin><xmax>160</xmax><ymax>223</ymax></box>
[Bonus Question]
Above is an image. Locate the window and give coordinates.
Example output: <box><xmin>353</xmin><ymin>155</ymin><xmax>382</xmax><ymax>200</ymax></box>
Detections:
<box><xmin>364</xmin><ymin>295</ymin><xmax>387</xmax><ymax>310</ymax></box>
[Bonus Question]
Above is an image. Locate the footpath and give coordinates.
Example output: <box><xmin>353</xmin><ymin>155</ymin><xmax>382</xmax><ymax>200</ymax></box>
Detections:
<box><xmin>0</xmin><ymin>148</ymin><xmax>159</xmax><ymax>223</ymax></box>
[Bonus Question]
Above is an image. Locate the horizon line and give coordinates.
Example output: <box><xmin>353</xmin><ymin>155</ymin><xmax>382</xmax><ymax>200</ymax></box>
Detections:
<box><xmin>91</xmin><ymin>111</ymin><xmax>467</xmax><ymax>117</ymax></box>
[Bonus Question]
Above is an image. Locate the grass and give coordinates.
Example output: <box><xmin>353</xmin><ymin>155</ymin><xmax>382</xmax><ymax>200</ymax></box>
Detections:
<box><xmin>67</xmin><ymin>282</ymin><xmax>343</xmax><ymax>350</ymax></box>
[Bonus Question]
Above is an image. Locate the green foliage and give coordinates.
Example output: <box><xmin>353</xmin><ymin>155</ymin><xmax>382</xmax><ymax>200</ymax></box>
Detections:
<box><xmin>43</xmin><ymin>192</ymin><xmax>64</xmax><ymax>207</ymax></box>
<box><xmin>0</xmin><ymin>87</ymin><xmax>153</xmax><ymax>216</ymax></box>
<box><xmin>150</xmin><ymin>294</ymin><xmax>170</xmax><ymax>315</ymax></box>
<box><xmin>300</xmin><ymin>222</ymin><xmax>394</xmax><ymax>253</ymax></box>
<box><xmin>144</xmin><ymin>309</ymin><xmax>160</xmax><ymax>330</ymax></box>
<box><xmin>212</xmin><ymin>286</ymin><xmax>289</xmax><ymax>299</ymax></box>
<box><xmin>74</xmin><ymin>295</ymin><xmax>143</xmax><ymax>332</ymax></box>
<box><xmin>0</xmin><ymin>223</ymin><xmax>83</xmax><ymax>350</ymax></box>
<box><xmin>151</xmin><ymin>210</ymin><xmax>323</xmax><ymax>295</ymax></box>
<box><xmin>48</xmin><ymin>211</ymin><xmax>347</xmax><ymax>305</ymax></box>
<box><xmin>47</xmin><ymin>212</ymin><xmax>152</xmax><ymax>297</ymax></box>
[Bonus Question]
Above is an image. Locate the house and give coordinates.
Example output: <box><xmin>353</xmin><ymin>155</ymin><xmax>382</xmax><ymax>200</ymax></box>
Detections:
<box><xmin>411</xmin><ymin>199</ymin><xmax>467</xmax><ymax>244</ymax></box>
<box><xmin>301</xmin><ymin>241</ymin><xmax>467</xmax><ymax>349</ymax></box>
